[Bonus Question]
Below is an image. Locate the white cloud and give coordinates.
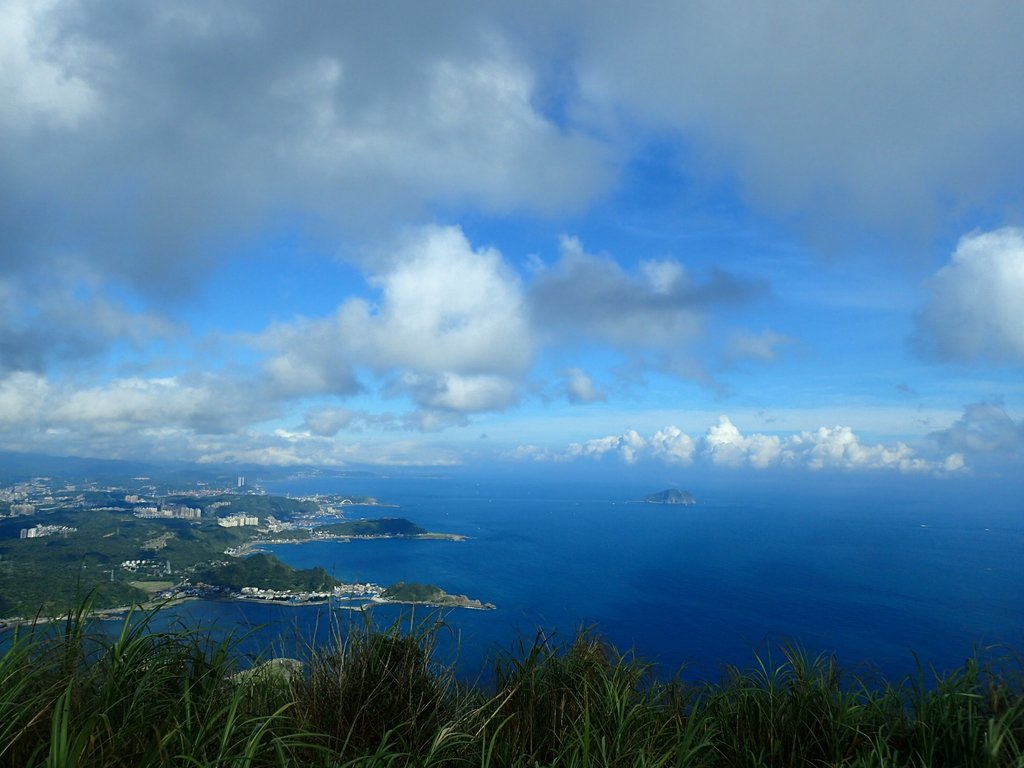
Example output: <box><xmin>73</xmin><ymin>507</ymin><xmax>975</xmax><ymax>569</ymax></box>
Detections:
<box><xmin>788</xmin><ymin>425</ymin><xmax>933</xmax><ymax>473</ymax></box>
<box><xmin>567</xmin><ymin>429</ymin><xmax>645</xmax><ymax>464</ymax></box>
<box><xmin>0</xmin><ymin>370</ymin><xmax>465</xmax><ymax>466</ymax></box>
<box><xmin>401</xmin><ymin>372</ymin><xmax>521</xmax><ymax>413</ymax></box>
<box><xmin>0</xmin><ymin>371</ymin><xmax>49</xmax><ymax>426</ymax></box>
<box><xmin>0</xmin><ymin>371</ymin><xmax>277</xmax><ymax>451</ymax></box>
<box><xmin>563</xmin><ymin>368</ymin><xmax>605</xmax><ymax>404</ymax></box>
<box><xmin>649</xmin><ymin>425</ymin><xmax>696</xmax><ymax>465</ymax></box>
<box><xmin>915</xmin><ymin>228</ymin><xmax>1024</xmax><ymax>362</ymax></box>
<box><xmin>365</xmin><ymin>227</ymin><xmax>531</xmax><ymax>374</ymax></box>
<box><xmin>524</xmin><ymin>415</ymin><xmax>964</xmax><ymax>474</ymax></box>
<box><xmin>49</xmin><ymin>375</ymin><xmax>276</xmax><ymax>435</ymax></box>
<box><xmin>704</xmin><ymin>416</ymin><xmax>784</xmax><ymax>469</ymax></box>
<box><xmin>258</xmin><ymin>225</ymin><xmax>532</xmax><ymax>409</ymax></box>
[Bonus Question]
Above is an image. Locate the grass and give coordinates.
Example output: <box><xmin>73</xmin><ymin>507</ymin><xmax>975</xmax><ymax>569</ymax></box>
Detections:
<box><xmin>0</xmin><ymin>603</ymin><xmax>1021</xmax><ymax>767</ymax></box>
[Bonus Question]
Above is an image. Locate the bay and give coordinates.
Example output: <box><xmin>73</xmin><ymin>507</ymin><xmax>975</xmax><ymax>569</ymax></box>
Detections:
<box><xmin>160</xmin><ymin>472</ymin><xmax>1024</xmax><ymax>683</ymax></box>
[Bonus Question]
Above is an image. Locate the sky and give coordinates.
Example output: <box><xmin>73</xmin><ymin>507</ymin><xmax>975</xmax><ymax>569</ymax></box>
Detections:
<box><xmin>2</xmin><ymin>1</ymin><xmax>1024</xmax><ymax>478</ymax></box>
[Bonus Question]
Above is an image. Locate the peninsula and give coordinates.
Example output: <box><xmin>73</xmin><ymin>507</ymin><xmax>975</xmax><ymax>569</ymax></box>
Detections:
<box><xmin>379</xmin><ymin>581</ymin><xmax>496</xmax><ymax>610</ymax></box>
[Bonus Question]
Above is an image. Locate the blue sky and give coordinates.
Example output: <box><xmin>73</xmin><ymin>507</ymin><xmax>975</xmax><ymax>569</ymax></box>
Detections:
<box><xmin>2</xmin><ymin>1</ymin><xmax>1023</xmax><ymax>477</ymax></box>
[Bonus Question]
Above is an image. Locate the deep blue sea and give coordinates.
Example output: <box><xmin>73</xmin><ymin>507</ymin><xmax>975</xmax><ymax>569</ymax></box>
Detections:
<box><xmin>158</xmin><ymin>471</ymin><xmax>1024</xmax><ymax>684</ymax></box>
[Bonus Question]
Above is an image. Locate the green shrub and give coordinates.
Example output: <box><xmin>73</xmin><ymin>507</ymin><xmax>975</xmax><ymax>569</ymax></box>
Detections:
<box><xmin>0</xmin><ymin>603</ymin><xmax>1021</xmax><ymax>767</ymax></box>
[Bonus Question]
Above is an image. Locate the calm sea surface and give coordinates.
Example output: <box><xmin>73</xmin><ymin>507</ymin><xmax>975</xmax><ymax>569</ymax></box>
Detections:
<box><xmin>159</xmin><ymin>473</ymin><xmax>1024</xmax><ymax>683</ymax></box>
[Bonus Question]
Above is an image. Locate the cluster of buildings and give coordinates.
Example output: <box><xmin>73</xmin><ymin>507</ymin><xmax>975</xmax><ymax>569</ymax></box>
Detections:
<box><xmin>19</xmin><ymin>524</ymin><xmax>77</xmax><ymax>539</ymax></box>
<box><xmin>133</xmin><ymin>504</ymin><xmax>202</xmax><ymax>520</ymax></box>
<box><xmin>238</xmin><ymin>586</ymin><xmax>332</xmax><ymax>602</ymax></box>
<box><xmin>120</xmin><ymin>558</ymin><xmax>171</xmax><ymax>573</ymax></box>
<box><xmin>1</xmin><ymin>479</ymin><xmax>52</xmax><ymax>501</ymax></box>
<box><xmin>237</xmin><ymin>582</ymin><xmax>383</xmax><ymax>603</ymax></box>
<box><xmin>217</xmin><ymin>514</ymin><xmax>260</xmax><ymax>528</ymax></box>
<box><xmin>1</xmin><ymin>479</ymin><xmax>55</xmax><ymax>518</ymax></box>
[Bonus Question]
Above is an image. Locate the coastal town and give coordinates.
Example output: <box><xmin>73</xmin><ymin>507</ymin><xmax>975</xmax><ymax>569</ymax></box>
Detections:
<box><xmin>0</xmin><ymin>473</ymin><xmax>491</xmax><ymax>623</ymax></box>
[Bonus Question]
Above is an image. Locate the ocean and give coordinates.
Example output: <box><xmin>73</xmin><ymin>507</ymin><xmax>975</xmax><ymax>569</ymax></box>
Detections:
<box><xmin>162</xmin><ymin>471</ymin><xmax>1024</xmax><ymax>684</ymax></box>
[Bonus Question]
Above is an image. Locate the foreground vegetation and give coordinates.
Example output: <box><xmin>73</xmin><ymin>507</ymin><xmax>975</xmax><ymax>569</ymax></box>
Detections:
<box><xmin>1</xmin><ymin>605</ymin><xmax>1022</xmax><ymax>767</ymax></box>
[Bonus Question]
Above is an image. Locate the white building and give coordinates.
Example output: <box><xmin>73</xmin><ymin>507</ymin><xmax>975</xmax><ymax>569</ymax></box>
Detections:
<box><xmin>217</xmin><ymin>514</ymin><xmax>259</xmax><ymax>528</ymax></box>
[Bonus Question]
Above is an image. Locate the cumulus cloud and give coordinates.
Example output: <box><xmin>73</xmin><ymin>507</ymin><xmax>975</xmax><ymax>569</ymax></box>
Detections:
<box><xmin>399</xmin><ymin>372</ymin><xmax>521</xmax><ymax>413</ymax></box>
<box><xmin>787</xmin><ymin>425</ymin><xmax>934</xmax><ymax>473</ymax></box>
<box><xmin>915</xmin><ymin>228</ymin><xmax>1024</xmax><ymax>362</ymax></box>
<box><xmin>530</xmin><ymin>236</ymin><xmax>762</xmax><ymax>349</ymax></box>
<box><xmin>256</xmin><ymin>225</ymin><xmax>531</xmax><ymax>411</ymax></box>
<box><xmin>362</xmin><ymin>227</ymin><xmax>531</xmax><ymax>375</ymax></box>
<box><xmin>526</xmin><ymin>236</ymin><xmax>763</xmax><ymax>390</ymax></box>
<box><xmin>567</xmin><ymin>429</ymin><xmax>645</xmax><ymax>464</ymax></box>
<box><xmin>704</xmin><ymin>416</ymin><xmax>784</xmax><ymax>469</ymax></box>
<box><xmin>562</xmin><ymin>368</ymin><xmax>605</xmax><ymax>404</ymax></box>
<box><xmin>927</xmin><ymin>402</ymin><xmax>1024</xmax><ymax>459</ymax></box>
<box><xmin>649</xmin><ymin>425</ymin><xmax>696</xmax><ymax>465</ymax></box>
<box><xmin>521</xmin><ymin>416</ymin><xmax>964</xmax><ymax>474</ymax></box>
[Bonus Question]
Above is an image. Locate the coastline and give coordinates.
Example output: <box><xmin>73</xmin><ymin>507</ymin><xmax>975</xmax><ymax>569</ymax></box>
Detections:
<box><xmin>370</xmin><ymin>596</ymin><xmax>496</xmax><ymax>611</ymax></box>
<box><xmin>1</xmin><ymin>526</ymin><xmax>472</xmax><ymax>631</ymax></box>
<box><xmin>0</xmin><ymin>588</ymin><xmax>498</xmax><ymax>632</ymax></box>
<box><xmin>240</xmin><ymin>531</ymin><xmax>467</xmax><ymax>555</ymax></box>
<box><xmin>0</xmin><ymin>593</ymin><xmax>204</xmax><ymax>631</ymax></box>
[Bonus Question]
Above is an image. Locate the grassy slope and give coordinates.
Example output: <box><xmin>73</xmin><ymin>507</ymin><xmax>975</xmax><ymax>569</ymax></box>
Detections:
<box><xmin>0</xmin><ymin>604</ymin><xmax>1022</xmax><ymax>767</ymax></box>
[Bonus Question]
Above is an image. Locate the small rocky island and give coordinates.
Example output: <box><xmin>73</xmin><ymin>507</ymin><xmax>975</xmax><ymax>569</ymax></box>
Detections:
<box><xmin>644</xmin><ymin>489</ymin><xmax>696</xmax><ymax>505</ymax></box>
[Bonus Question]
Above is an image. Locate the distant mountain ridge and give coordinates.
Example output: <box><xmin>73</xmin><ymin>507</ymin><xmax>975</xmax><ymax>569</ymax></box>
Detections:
<box><xmin>643</xmin><ymin>489</ymin><xmax>696</xmax><ymax>505</ymax></box>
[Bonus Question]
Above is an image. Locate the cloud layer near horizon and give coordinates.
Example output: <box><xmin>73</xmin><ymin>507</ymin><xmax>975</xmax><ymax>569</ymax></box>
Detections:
<box><xmin>509</xmin><ymin>415</ymin><xmax>968</xmax><ymax>475</ymax></box>
<box><xmin>0</xmin><ymin>367</ymin><xmax>992</xmax><ymax>473</ymax></box>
